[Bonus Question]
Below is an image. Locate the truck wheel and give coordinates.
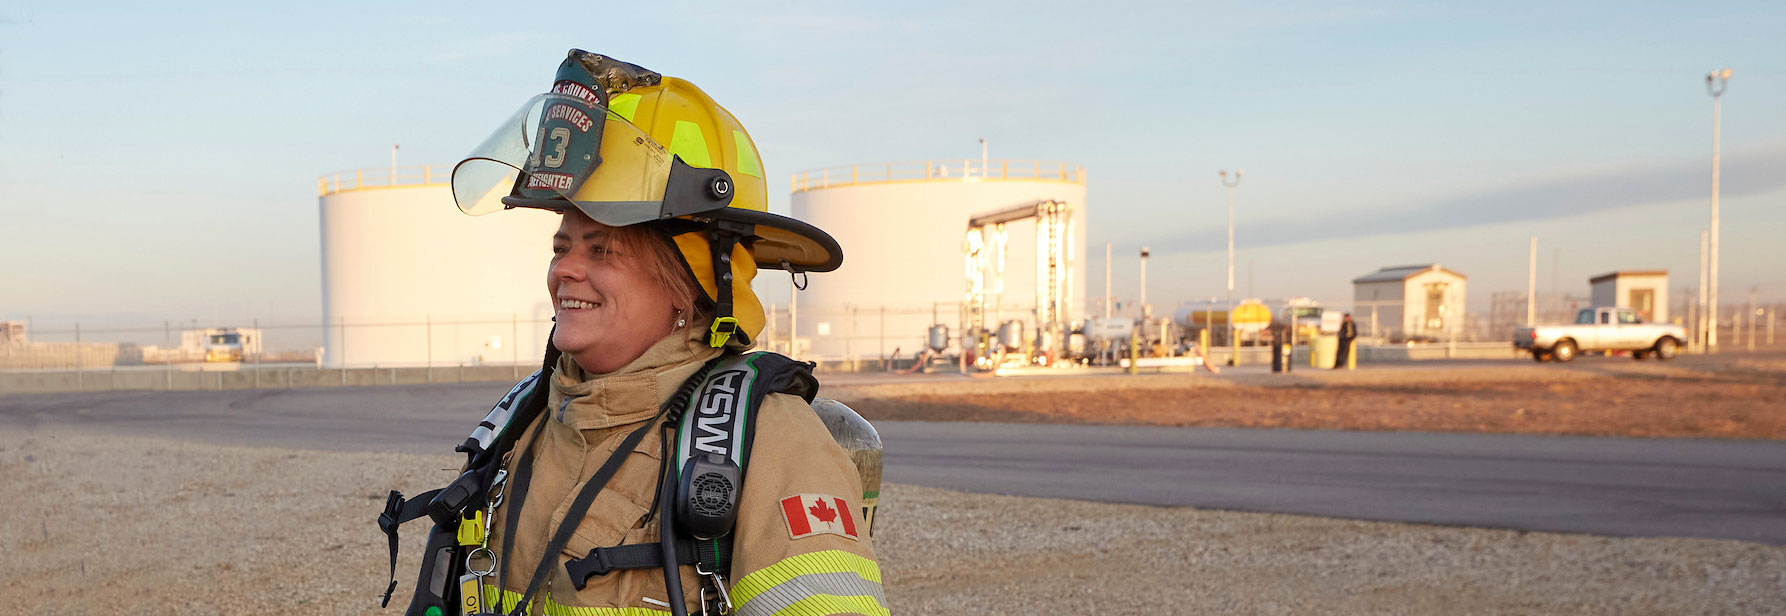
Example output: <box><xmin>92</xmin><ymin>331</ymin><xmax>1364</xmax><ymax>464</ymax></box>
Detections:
<box><xmin>1653</xmin><ymin>337</ymin><xmax>1679</xmax><ymax>360</ymax></box>
<box><xmin>1552</xmin><ymin>340</ymin><xmax>1577</xmax><ymax>363</ymax></box>
<box><xmin>1532</xmin><ymin>351</ymin><xmax>1551</xmax><ymax>362</ymax></box>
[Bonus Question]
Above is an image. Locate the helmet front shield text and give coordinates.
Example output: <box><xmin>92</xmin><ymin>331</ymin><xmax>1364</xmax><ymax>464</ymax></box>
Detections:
<box><xmin>451</xmin><ymin>93</ymin><xmax>732</xmax><ymax>226</ymax></box>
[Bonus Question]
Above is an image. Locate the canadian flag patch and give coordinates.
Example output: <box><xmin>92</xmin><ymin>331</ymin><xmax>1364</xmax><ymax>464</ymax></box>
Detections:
<box><xmin>779</xmin><ymin>493</ymin><xmax>859</xmax><ymax>541</ymax></box>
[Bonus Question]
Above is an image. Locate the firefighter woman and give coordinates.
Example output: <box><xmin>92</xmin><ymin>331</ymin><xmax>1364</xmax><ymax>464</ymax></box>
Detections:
<box><xmin>419</xmin><ymin>50</ymin><xmax>884</xmax><ymax>616</ymax></box>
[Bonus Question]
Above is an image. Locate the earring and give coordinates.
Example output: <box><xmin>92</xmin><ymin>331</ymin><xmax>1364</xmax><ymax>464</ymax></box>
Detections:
<box><xmin>674</xmin><ymin>309</ymin><xmax>686</xmax><ymax>329</ymax></box>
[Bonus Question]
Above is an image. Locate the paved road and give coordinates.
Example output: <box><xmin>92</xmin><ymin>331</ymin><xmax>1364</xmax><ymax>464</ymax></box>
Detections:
<box><xmin>4</xmin><ymin>385</ymin><xmax>1783</xmax><ymax>544</ymax></box>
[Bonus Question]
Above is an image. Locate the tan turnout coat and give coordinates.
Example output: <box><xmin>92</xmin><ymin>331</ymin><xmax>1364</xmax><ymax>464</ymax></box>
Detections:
<box><xmin>484</xmin><ymin>328</ymin><xmax>884</xmax><ymax>615</ymax></box>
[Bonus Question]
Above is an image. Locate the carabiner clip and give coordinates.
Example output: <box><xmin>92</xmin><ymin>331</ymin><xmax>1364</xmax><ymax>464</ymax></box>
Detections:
<box><xmin>696</xmin><ymin>561</ymin><xmax>733</xmax><ymax>614</ymax></box>
<box><xmin>487</xmin><ymin>468</ymin><xmax>509</xmax><ymax>509</ymax></box>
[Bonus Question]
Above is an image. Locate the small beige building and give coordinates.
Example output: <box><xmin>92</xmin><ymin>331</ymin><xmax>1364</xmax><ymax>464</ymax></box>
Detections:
<box><xmin>1590</xmin><ymin>270</ymin><xmax>1668</xmax><ymax>323</ymax></box>
<box><xmin>1351</xmin><ymin>264</ymin><xmax>1468</xmax><ymax>341</ymax></box>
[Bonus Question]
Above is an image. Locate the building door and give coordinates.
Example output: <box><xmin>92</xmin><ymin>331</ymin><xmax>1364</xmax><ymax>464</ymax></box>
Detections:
<box><xmin>1628</xmin><ymin>288</ymin><xmax>1655</xmax><ymax>322</ymax></box>
<box><xmin>1423</xmin><ymin>283</ymin><xmax>1448</xmax><ymax>335</ymax></box>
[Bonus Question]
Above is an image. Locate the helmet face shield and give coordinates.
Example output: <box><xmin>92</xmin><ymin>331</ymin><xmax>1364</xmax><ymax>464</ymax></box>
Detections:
<box><xmin>452</xmin><ymin>93</ymin><xmax>732</xmax><ymax>226</ymax></box>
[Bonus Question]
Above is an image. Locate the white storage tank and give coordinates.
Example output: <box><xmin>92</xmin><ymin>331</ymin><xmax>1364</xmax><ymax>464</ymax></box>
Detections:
<box><xmin>317</xmin><ymin>166</ymin><xmax>560</xmax><ymax>368</ymax></box>
<box><xmin>788</xmin><ymin>160</ymin><xmax>1087</xmax><ymax>359</ymax></box>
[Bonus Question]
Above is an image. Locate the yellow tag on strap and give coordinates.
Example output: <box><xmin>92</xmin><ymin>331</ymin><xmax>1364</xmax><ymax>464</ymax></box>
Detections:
<box><xmin>456</xmin><ymin>510</ymin><xmax>486</xmax><ymax>547</ymax></box>
<box><xmin>709</xmin><ymin>316</ymin><xmax>739</xmax><ymax>348</ymax></box>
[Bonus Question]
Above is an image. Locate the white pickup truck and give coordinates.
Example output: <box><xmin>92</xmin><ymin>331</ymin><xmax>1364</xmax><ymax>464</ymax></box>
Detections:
<box><xmin>1514</xmin><ymin>307</ymin><xmax>1686</xmax><ymax>362</ymax></box>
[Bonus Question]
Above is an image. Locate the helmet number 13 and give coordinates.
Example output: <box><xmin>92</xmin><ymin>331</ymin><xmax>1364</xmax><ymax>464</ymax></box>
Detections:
<box><xmin>530</xmin><ymin>126</ymin><xmax>572</xmax><ymax>169</ymax></box>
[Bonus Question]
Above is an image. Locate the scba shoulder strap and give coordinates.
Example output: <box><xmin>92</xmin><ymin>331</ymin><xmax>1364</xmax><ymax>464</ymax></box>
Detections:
<box><xmin>676</xmin><ymin>351</ymin><xmax>818</xmax><ymax>490</ymax></box>
<box><xmin>565</xmin><ymin>351</ymin><xmax>817</xmax><ymax>590</ymax></box>
<box><xmin>377</xmin><ymin>365</ymin><xmax>551</xmax><ymax>612</ymax></box>
<box><xmin>459</xmin><ymin>369</ymin><xmax>544</xmax><ymax>463</ymax></box>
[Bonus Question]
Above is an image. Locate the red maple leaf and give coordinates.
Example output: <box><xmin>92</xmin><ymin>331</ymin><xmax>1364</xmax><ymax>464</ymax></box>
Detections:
<box><xmin>808</xmin><ymin>499</ymin><xmax>838</xmax><ymax>523</ymax></box>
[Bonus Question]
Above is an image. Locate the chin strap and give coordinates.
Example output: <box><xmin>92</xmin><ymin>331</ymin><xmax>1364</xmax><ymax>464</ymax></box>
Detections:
<box><xmin>705</xmin><ymin>220</ymin><xmax>752</xmax><ymax>348</ymax></box>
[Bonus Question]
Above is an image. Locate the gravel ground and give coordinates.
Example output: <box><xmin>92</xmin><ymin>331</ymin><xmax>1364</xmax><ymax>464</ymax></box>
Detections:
<box><xmin>828</xmin><ymin>352</ymin><xmax>1786</xmax><ymax>440</ymax></box>
<box><xmin>5</xmin><ymin>431</ymin><xmax>1782</xmax><ymax>614</ymax></box>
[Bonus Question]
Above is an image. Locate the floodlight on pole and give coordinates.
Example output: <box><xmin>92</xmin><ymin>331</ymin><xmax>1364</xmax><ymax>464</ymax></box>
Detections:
<box><xmin>1220</xmin><ymin>169</ymin><xmax>1243</xmax><ymax>365</ymax></box>
<box><xmin>1705</xmin><ymin>68</ymin><xmax>1731</xmax><ymax>352</ymax></box>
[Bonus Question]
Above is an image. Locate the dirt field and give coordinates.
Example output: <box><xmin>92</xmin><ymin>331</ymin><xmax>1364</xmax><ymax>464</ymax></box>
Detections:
<box><xmin>829</xmin><ymin>352</ymin><xmax>1786</xmax><ymax>440</ymax></box>
<box><xmin>5</xmin><ymin>432</ymin><xmax>1782</xmax><ymax>615</ymax></box>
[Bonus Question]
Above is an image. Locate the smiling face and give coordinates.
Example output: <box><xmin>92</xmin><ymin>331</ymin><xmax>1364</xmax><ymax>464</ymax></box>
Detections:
<box><xmin>548</xmin><ymin>209</ymin><xmax>684</xmax><ymax>374</ymax></box>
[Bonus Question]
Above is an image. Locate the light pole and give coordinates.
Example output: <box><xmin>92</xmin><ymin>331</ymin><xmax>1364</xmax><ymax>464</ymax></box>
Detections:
<box><xmin>1139</xmin><ymin>246</ymin><xmax>1150</xmax><ymax>321</ymax></box>
<box><xmin>979</xmin><ymin>138</ymin><xmax>988</xmax><ymax>178</ymax></box>
<box><xmin>1698</xmin><ymin>230</ymin><xmax>1708</xmax><ymax>351</ymax></box>
<box><xmin>1220</xmin><ymin>169</ymin><xmax>1243</xmax><ymax>364</ymax></box>
<box><xmin>1527</xmin><ymin>236</ymin><xmax>1537</xmax><ymax>327</ymax></box>
<box><xmin>1706</xmin><ymin>68</ymin><xmax>1731</xmax><ymax>352</ymax></box>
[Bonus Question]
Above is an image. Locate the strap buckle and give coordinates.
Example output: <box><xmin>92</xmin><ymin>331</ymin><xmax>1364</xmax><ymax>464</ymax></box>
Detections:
<box><xmin>377</xmin><ymin>490</ymin><xmax>404</xmax><ymax>534</ymax></box>
<box><xmin>708</xmin><ymin>317</ymin><xmax>739</xmax><ymax>348</ymax></box>
<box><xmin>564</xmin><ymin>547</ymin><xmax>616</xmax><ymax>590</ymax></box>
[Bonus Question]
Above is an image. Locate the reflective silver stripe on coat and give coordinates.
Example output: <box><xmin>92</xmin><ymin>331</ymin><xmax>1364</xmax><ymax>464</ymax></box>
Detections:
<box><xmin>734</xmin><ymin>572</ymin><xmax>889</xmax><ymax>616</ymax></box>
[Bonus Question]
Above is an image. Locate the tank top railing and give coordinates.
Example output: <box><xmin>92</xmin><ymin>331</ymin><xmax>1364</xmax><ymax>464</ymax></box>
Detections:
<box><xmin>318</xmin><ymin>165</ymin><xmax>454</xmax><ymax>197</ymax></box>
<box><xmin>790</xmin><ymin>159</ymin><xmax>1085</xmax><ymax>193</ymax></box>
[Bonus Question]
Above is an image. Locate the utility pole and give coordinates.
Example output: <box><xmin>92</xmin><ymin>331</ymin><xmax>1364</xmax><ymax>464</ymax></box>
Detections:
<box><xmin>1698</xmin><ymin>230</ymin><xmax>1709</xmax><ymax>352</ymax></box>
<box><xmin>1687</xmin><ymin>286</ymin><xmax>1699</xmax><ymax>353</ymax></box>
<box><xmin>1706</xmin><ymin>68</ymin><xmax>1731</xmax><ymax>352</ymax></box>
<box><xmin>390</xmin><ymin>143</ymin><xmax>400</xmax><ymax>184</ymax></box>
<box><xmin>1527</xmin><ymin>236</ymin><xmax>1537</xmax><ymax>326</ymax></box>
<box><xmin>979</xmin><ymin>138</ymin><xmax>988</xmax><ymax>178</ymax></box>
<box><xmin>1220</xmin><ymin>169</ymin><xmax>1243</xmax><ymax>365</ymax></box>
<box><xmin>1139</xmin><ymin>246</ymin><xmax>1150</xmax><ymax>320</ymax></box>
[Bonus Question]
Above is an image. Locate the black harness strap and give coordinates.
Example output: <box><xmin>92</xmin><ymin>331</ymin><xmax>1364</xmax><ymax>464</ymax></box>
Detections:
<box><xmin>563</xmin><ymin>537</ymin><xmax>731</xmax><ymax>590</ymax></box>
<box><xmin>377</xmin><ymin>488</ymin><xmax>443</xmax><ymax>607</ymax></box>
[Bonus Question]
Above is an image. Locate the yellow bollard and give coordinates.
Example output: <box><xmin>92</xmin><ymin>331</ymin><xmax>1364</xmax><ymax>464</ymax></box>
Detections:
<box><xmin>1347</xmin><ymin>340</ymin><xmax>1357</xmax><ymax>370</ymax></box>
<box><xmin>1128</xmin><ymin>333</ymin><xmax>1139</xmax><ymax>375</ymax></box>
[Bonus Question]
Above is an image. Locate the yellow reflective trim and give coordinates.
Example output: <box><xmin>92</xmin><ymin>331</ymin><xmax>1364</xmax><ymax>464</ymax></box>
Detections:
<box><xmin>669</xmin><ymin>120</ymin><xmax>711</xmax><ymax>168</ymax></box>
<box><xmin>732</xmin><ymin>130</ymin><xmax>763</xmax><ymax>179</ymax></box>
<box><xmin>766</xmin><ymin>594</ymin><xmax>890</xmax><ymax>616</ymax></box>
<box><xmin>607</xmin><ymin>93</ymin><xmax>642</xmax><ymax>123</ymax></box>
<box><xmin>481</xmin><ymin>585</ymin><xmax>671</xmax><ymax>616</ymax></box>
<box><xmin>731</xmin><ymin>550</ymin><xmax>883</xmax><ymax>607</ymax></box>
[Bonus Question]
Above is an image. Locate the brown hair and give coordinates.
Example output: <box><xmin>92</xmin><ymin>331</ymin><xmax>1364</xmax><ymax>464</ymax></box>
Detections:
<box><xmin>604</xmin><ymin>222</ymin><xmax>710</xmax><ymax>330</ymax></box>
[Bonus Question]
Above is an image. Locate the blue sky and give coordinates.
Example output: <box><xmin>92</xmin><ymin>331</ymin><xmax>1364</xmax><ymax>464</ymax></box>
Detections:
<box><xmin>3</xmin><ymin>0</ymin><xmax>1783</xmax><ymax>337</ymax></box>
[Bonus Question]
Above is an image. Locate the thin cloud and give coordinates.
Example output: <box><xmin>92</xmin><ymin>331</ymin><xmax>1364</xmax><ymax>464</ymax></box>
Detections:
<box><xmin>1138</xmin><ymin>144</ymin><xmax>1786</xmax><ymax>255</ymax></box>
